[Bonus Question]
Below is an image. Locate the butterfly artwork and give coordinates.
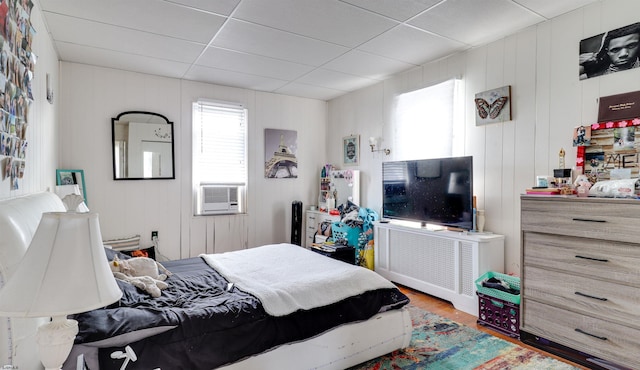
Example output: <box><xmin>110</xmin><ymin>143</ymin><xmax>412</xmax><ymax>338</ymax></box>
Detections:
<box><xmin>474</xmin><ymin>86</ymin><xmax>511</xmax><ymax>125</ymax></box>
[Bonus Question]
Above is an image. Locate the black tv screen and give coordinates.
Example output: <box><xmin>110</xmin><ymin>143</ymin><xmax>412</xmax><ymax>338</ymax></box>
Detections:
<box><xmin>382</xmin><ymin>156</ymin><xmax>473</xmax><ymax>230</ymax></box>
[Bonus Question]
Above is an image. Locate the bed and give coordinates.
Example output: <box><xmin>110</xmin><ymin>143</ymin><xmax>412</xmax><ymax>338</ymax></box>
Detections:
<box><xmin>0</xmin><ymin>192</ymin><xmax>412</xmax><ymax>370</ymax></box>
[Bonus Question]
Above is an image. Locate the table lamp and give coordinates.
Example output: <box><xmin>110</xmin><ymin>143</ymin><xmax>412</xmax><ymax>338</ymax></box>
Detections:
<box><xmin>55</xmin><ymin>185</ymin><xmax>89</xmax><ymax>212</ymax></box>
<box><xmin>0</xmin><ymin>212</ymin><xmax>122</xmax><ymax>370</ymax></box>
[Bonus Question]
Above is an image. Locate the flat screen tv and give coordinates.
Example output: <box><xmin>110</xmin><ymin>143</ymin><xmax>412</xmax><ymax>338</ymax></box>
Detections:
<box><xmin>382</xmin><ymin>156</ymin><xmax>473</xmax><ymax>230</ymax></box>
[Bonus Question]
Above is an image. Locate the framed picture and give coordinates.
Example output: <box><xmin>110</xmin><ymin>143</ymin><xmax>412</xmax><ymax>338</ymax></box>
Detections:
<box><xmin>474</xmin><ymin>86</ymin><xmax>512</xmax><ymax>125</ymax></box>
<box><xmin>264</xmin><ymin>128</ymin><xmax>298</xmax><ymax>178</ymax></box>
<box><xmin>579</xmin><ymin>22</ymin><xmax>640</xmax><ymax>80</ymax></box>
<box><xmin>343</xmin><ymin>135</ymin><xmax>359</xmax><ymax>166</ymax></box>
<box><xmin>56</xmin><ymin>169</ymin><xmax>87</xmax><ymax>204</ymax></box>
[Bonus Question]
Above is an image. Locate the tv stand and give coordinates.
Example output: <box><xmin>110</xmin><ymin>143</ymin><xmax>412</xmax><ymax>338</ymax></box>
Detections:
<box><xmin>445</xmin><ymin>226</ymin><xmax>465</xmax><ymax>232</ymax></box>
<box><xmin>374</xmin><ymin>221</ymin><xmax>504</xmax><ymax>316</ymax></box>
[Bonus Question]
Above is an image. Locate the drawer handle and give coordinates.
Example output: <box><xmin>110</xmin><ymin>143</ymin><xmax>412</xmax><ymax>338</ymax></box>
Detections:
<box><xmin>575</xmin><ymin>291</ymin><xmax>608</xmax><ymax>301</ymax></box>
<box><xmin>572</xmin><ymin>218</ymin><xmax>606</xmax><ymax>223</ymax></box>
<box><xmin>575</xmin><ymin>255</ymin><xmax>609</xmax><ymax>263</ymax></box>
<box><xmin>575</xmin><ymin>328</ymin><xmax>607</xmax><ymax>341</ymax></box>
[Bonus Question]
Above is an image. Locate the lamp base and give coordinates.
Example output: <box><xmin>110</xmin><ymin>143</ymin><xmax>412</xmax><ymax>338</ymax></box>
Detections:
<box><xmin>36</xmin><ymin>316</ymin><xmax>78</xmax><ymax>370</ymax></box>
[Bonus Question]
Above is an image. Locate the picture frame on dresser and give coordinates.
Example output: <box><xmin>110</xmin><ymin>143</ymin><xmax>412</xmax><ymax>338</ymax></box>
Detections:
<box><xmin>56</xmin><ymin>169</ymin><xmax>87</xmax><ymax>204</ymax></box>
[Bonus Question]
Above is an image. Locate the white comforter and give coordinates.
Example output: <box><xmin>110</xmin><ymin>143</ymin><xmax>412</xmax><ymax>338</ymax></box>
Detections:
<box><xmin>200</xmin><ymin>243</ymin><xmax>396</xmax><ymax>316</ymax></box>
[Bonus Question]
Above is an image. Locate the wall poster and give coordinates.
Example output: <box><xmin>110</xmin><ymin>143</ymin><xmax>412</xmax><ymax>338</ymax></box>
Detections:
<box><xmin>264</xmin><ymin>128</ymin><xmax>298</xmax><ymax>178</ymax></box>
<box><xmin>580</xmin><ymin>22</ymin><xmax>640</xmax><ymax>80</ymax></box>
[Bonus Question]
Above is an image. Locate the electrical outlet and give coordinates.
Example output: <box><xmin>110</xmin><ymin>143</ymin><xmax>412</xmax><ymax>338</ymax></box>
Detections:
<box><xmin>151</xmin><ymin>231</ymin><xmax>158</xmax><ymax>240</ymax></box>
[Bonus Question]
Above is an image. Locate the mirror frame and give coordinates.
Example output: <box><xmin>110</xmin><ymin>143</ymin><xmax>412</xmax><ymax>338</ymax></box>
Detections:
<box><xmin>111</xmin><ymin>111</ymin><xmax>176</xmax><ymax>180</ymax></box>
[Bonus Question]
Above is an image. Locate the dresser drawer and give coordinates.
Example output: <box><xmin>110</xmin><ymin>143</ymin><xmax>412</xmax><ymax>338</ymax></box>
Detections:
<box><xmin>522</xmin><ymin>232</ymin><xmax>640</xmax><ymax>285</ymax></box>
<box><xmin>521</xmin><ymin>198</ymin><xmax>640</xmax><ymax>243</ymax></box>
<box><xmin>523</xmin><ymin>266</ymin><xmax>640</xmax><ymax>327</ymax></box>
<box><xmin>522</xmin><ymin>300</ymin><xmax>640</xmax><ymax>368</ymax></box>
<box><xmin>306</xmin><ymin>211</ymin><xmax>340</xmax><ymax>247</ymax></box>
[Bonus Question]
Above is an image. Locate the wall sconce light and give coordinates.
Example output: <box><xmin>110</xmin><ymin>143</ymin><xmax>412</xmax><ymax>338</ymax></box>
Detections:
<box><xmin>369</xmin><ymin>137</ymin><xmax>390</xmax><ymax>155</ymax></box>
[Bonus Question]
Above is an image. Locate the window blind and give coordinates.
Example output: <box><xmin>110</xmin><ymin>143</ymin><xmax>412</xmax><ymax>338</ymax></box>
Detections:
<box><xmin>192</xmin><ymin>101</ymin><xmax>247</xmax><ymax>185</ymax></box>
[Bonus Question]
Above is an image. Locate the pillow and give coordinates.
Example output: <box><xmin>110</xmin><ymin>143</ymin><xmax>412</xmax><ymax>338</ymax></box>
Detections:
<box><xmin>104</xmin><ymin>247</ymin><xmax>131</xmax><ymax>261</ymax></box>
<box><xmin>103</xmin><ymin>235</ymin><xmax>141</xmax><ymax>250</ymax></box>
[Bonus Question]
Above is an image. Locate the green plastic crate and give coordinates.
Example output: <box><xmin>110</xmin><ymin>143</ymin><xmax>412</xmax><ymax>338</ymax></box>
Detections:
<box><xmin>475</xmin><ymin>271</ymin><xmax>521</xmax><ymax>305</ymax></box>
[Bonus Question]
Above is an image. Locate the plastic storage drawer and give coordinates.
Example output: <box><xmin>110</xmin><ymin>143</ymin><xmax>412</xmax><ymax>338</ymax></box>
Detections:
<box><xmin>477</xmin><ymin>292</ymin><xmax>520</xmax><ymax>338</ymax></box>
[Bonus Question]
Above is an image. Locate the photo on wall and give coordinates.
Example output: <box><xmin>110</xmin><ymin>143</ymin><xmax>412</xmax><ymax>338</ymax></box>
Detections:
<box><xmin>580</xmin><ymin>22</ymin><xmax>640</xmax><ymax>80</ymax></box>
<box><xmin>264</xmin><ymin>128</ymin><xmax>298</xmax><ymax>178</ymax></box>
<box><xmin>613</xmin><ymin>127</ymin><xmax>635</xmax><ymax>151</ymax></box>
<box><xmin>585</xmin><ymin>151</ymin><xmax>605</xmax><ymax>171</ymax></box>
<box><xmin>573</xmin><ymin>125</ymin><xmax>591</xmax><ymax>146</ymax></box>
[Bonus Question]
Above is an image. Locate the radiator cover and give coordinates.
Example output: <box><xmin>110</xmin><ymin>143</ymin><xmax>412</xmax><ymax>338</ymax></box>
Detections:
<box><xmin>374</xmin><ymin>222</ymin><xmax>504</xmax><ymax>316</ymax></box>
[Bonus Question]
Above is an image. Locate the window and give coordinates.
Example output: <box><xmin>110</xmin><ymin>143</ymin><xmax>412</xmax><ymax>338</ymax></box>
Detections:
<box><xmin>192</xmin><ymin>100</ymin><xmax>248</xmax><ymax>215</ymax></box>
<box><xmin>393</xmin><ymin>78</ymin><xmax>463</xmax><ymax>159</ymax></box>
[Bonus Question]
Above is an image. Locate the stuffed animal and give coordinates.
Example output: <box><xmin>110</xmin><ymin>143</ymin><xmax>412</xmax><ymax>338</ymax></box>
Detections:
<box><xmin>113</xmin><ymin>271</ymin><xmax>168</xmax><ymax>298</ymax></box>
<box><xmin>573</xmin><ymin>174</ymin><xmax>592</xmax><ymax>197</ymax></box>
<box><xmin>109</xmin><ymin>255</ymin><xmax>172</xmax><ymax>281</ymax></box>
<box><xmin>110</xmin><ymin>255</ymin><xmax>173</xmax><ymax>297</ymax></box>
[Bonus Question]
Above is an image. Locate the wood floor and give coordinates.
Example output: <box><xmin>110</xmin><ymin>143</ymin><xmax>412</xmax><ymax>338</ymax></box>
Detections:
<box><xmin>399</xmin><ymin>285</ymin><xmax>588</xmax><ymax>369</ymax></box>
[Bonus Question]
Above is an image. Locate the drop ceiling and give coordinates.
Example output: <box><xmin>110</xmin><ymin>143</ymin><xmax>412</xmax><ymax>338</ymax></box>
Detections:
<box><xmin>38</xmin><ymin>0</ymin><xmax>598</xmax><ymax>101</ymax></box>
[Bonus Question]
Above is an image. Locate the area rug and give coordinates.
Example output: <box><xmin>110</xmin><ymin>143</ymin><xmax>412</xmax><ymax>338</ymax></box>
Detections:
<box><xmin>349</xmin><ymin>305</ymin><xmax>580</xmax><ymax>370</ymax></box>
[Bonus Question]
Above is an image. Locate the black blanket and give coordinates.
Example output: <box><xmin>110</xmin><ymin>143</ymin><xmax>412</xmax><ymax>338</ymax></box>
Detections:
<box><xmin>72</xmin><ymin>257</ymin><xmax>409</xmax><ymax>369</ymax></box>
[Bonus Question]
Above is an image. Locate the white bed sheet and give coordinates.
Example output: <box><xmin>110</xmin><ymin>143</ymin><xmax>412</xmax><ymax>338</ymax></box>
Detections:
<box><xmin>201</xmin><ymin>243</ymin><xmax>396</xmax><ymax>316</ymax></box>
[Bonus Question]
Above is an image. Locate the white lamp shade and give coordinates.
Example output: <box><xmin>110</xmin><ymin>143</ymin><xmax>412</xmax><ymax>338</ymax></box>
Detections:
<box><xmin>0</xmin><ymin>212</ymin><xmax>122</xmax><ymax>317</ymax></box>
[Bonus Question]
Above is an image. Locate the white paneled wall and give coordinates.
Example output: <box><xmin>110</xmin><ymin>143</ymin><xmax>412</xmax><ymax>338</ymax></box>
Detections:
<box><xmin>52</xmin><ymin>0</ymin><xmax>640</xmax><ymax>269</ymax></box>
<box><xmin>0</xmin><ymin>1</ymin><xmax>59</xmax><ymax>200</ymax></box>
<box><xmin>327</xmin><ymin>0</ymin><xmax>640</xmax><ymax>274</ymax></box>
<box><xmin>59</xmin><ymin>66</ymin><xmax>327</xmax><ymax>259</ymax></box>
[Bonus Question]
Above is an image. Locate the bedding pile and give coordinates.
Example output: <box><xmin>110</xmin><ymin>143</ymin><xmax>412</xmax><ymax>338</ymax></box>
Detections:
<box><xmin>69</xmin><ymin>244</ymin><xmax>409</xmax><ymax>370</ymax></box>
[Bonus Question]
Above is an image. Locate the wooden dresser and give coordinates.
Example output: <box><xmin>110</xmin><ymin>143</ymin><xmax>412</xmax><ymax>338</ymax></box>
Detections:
<box><xmin>520</xmin><ymin>195</ymin><xmax>640</xmax><ymax>368</ymax></box>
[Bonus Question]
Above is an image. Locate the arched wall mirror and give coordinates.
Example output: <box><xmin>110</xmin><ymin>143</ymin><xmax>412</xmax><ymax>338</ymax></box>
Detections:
<box><xmin>112</xmin><ymin>111</ymin><xmax>175</xmax><ymax>180</ymax></box>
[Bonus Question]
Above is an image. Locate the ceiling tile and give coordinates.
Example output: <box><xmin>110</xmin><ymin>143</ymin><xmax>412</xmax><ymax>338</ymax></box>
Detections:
<box><xmin>339</xmin><ymin>0</ymin><xmax>441</xmax><ymax>21</ymax></box>
<box><xmin>184</xmin><ymin>65</ymin><xmax>290</xmax><ymax>92</ymax></box>
<box><xmin>165</xmin><ymin>0</ymin><xmax>241</xmax><ymax>15</ymax></box>
<box><xmin>514</xmin><ymin>0</ymin><xmax>599</xmax><ymax>19</ymax></box>
<box><xmin>45</xmin><ymin>13</ymin><xmax>206</xmax><ymax>64</ymax></box>
<box><xmin>358</xmin><ymin>24</ymin><xmax>467</xmax><ymax>65</ymax></box>
<box><xmin>196</xmin><ymin>47</ymin><xmax>315</xmax><ymax>81</ymax></box>
<box><xmin>275</xmin><ymin>82</ymin><xmax>346</xmax><ymax>101</ymax></box>
<box><xmin>409</xmin><ymin>0</ymin><xmax>544</xmax><ymax>45</ymax></box>
<box><xmin>40</xmin><ymin>0</ymin><xmax>226</xmax><ymax>44</ymax></box>
<box><xmin>324</xmin><ymin>49</ymin><xmax>414</xmax><ymax>80</ymax></box>
<box><xmin>233</xmin><ymin>0</ymin><xmax>398</xmax><ymax>47</ymax></box>
<box><xmin>296</xmin><ymin>68</ymin><xmax>378</xmax><ymax>92</ymax></box>
<box><xmin>212</xmin><ymin>19</ymin><xmax>349</xmax><ymax>66</ymax></box>
<box><xmin>55</xmin><ymin>42</ymin><xmax>192</xmax><ymax>79</ymax></box>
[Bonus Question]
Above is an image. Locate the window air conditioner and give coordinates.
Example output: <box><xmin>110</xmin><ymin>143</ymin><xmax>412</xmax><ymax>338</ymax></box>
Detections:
<box><xmin>200</xmin><ymin>185</ymin><xmax>239</xmax><ymax>214</ymax></box>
